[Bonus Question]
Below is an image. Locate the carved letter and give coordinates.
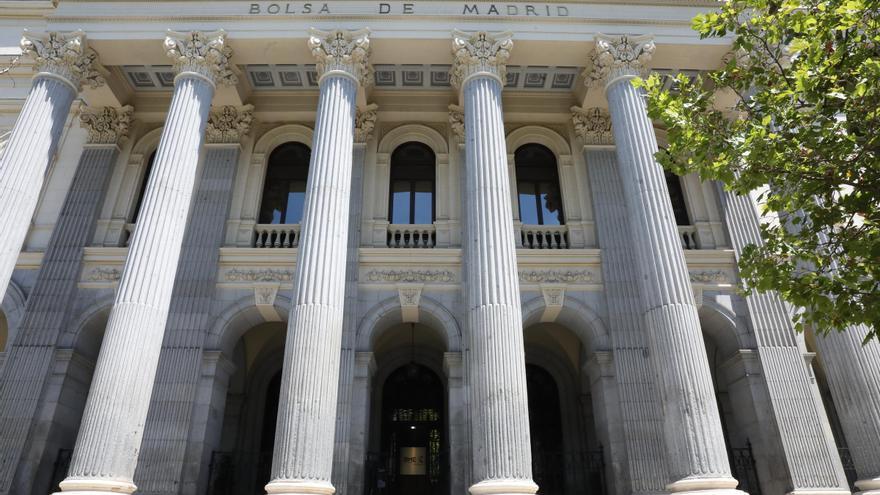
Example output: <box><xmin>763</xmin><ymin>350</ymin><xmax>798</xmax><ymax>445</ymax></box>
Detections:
<box><xmin>303</xmin><ymin>3</ymin><xmax>312</xmax><ymax>12</ymax></box>
<box><xmin>463</xmin><ymin>4</ymin><xmax>479</xmax><ymax>14</ymax></box>
<box><xmin>379</xmin><ymin>3</ymin><xmax>390</xmax><ymax>13</ymax></box>
<box><xmin>249</xmin><ymin>3</ymin><xmax>260</xmax><ymax>13</ymax></box>
<box><xmin>487</xmin><ymin>4</ymin><xmax>499</xmax><ymax>14</ymax></box>
<box><xmin>525</xmin><ymin>5</ymin><xmax>537</xmax><ymax>15</ymax></box>
<box><xmin>557</xmin><ymin>6</ymin><xmax>568</xmax><ymax>15</ymax></box>
<box><xmin>267</xmin><ymin>3</ymin><xmax>280</xmax><ymax>13</ymax></box>
<box><xmin>403</xmin><ymin>3</ymin><xmax>414</xmax><ymax>13</ymax></box>
<box><xmin>319</xmin><ymin>3</ymin><xmax>329</xmax><ymax>12</ymax></box>
<box><xmin>507</xmin><ymin>5</ymin><xmax>518</xmax><ymax>14</ymax></box>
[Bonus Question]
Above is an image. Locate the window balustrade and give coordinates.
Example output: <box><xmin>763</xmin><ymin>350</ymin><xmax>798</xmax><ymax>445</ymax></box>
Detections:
<box><xmin>519</xmin><ymin>224</ymin><xmax>569</xmax><ymax>249</ymax></box>
<box><xmin>677</xmin><ymin>225</ymin><xmax>700</xmax><ymax>250</ymax></box>
<box><xmin>253</xmin><ymin>224</ymin><xmax>301</xmax><ymax>248</ymax></box>
<box><xmin>387</xmin><ymin>224</ymin><xmax>436</xmax><ymax>248</ymax></box>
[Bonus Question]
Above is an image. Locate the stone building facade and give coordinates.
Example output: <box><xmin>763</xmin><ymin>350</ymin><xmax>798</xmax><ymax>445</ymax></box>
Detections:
<box><xmin>0</xmin><ymin>2</ymin><xmax>877</xmax><ymax>495</ymax></box>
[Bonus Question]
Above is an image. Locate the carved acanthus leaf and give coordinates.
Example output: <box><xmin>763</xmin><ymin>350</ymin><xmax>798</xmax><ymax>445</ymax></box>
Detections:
<box><xmin>355</xmin><ymin>103</ymin><xmax>378</xmax><ymax>143</ymax></box>
<box><xmin>689</xmin><ymin>270</ymin><xmax>730</xmax><ymax>284</ymax></box>
<box><xmin>448</xmin><ymin>104</ymin><xmax>464</xmax><ymax>141</ymax></box>
<box><xmin>584</xmin><ymin>34</ymin><xmax>655</xmax><ymax>89</ymax></box>
<box><xmin>164</xmin><ymin>30</ymin><xmax>237</xmax><ymax>86</ymax></box>
<box><xmin>84</xmin><ymin>266</ymin><xmax>121</xmax><ymax>282</ymax></box>
<box><xmin>225</xmin><ymin>268</ymin><xmax>294</xmax><ymax>282</ymax></box>
<box><xmin>206</xmin><ymin>105</ymin><xmax>254</xmax><ymax>144</ymax></box>
<box><xmin>20</xmin><ymin>30</ymin><xmax>105</xmax><ymax>90</ymax></box>
<box><xmin>80</xmin><ymin>106</ymin><xmax>134</xmax><ymax>145</ymax></box>
<box><xmin>571</xmin><ymin>106</ymin><xmax>613</xmax><ymax>146</ymax></box>
<box><xmin>518</xmin><ymin>269</ymin><xmax>596</xmax><ymax>284</ymax></box>
<box><xmin>450</xmin><ymin>30</ymin><xmax>513</xmax><ymax>89</ymax></box>
<box><xmin>308</xmin><ymin>28</ymin><xmax>372</xmax><ymax>85</ymax></box>
<box><xmin>366</xmin><ymin>269</ymin><xmax>456</xmax><ymax>283</ymax></box>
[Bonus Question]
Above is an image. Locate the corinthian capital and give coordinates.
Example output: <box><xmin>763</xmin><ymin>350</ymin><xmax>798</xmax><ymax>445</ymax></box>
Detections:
<box><xmin>355</xmin><ymin>103</ymin><xmax>378</xmax><ymax>144</ymax></box>
<box><xmin>450</xmin><ymin>30</ymin><xmax>513</xmax><ymax>89</ymax></box>
<box><xmin>164</xmin><ymin>30</ymin><xmax>237</xmax><ymax>86</ymax></box>
<box><xmin>585</xmin><ymin>34</ymin><xmax>655</xmax><ymax>89</ymax></box>
<box><xmin>80</xmin><ymin>106</ymin><xmax>134</xmax><ymax>145</ymax></box>
<box><xmin>20</xmin><ymin>30</ymin><xmax>105</xmax><ymax>90</ymax></box>
<box><xmin>206</xmin><ymin>105</ymin><xmax>254</xmax><ymax>144</ymax></box>
<box><xmin>308</xmin><ymin>28</ymin><xmax>372</xmax><ymax>86</ymax></box>
<box><xmin>571</xmin><ymin>106</ymin><xmax>613</xmax><ymax>146</ymax></box>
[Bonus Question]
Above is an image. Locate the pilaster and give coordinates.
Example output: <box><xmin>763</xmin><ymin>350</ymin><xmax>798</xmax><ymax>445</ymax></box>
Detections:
<box><xmin>267</xmin><ymin>27</ymin><xmax>370</xmax><ymax>495</ymax></box>
<box><xmin>452</xmin><ymin>30</ymin><xmax>537</xmax><ymax>495</ymax></box>
<box><xmin>135</xmin><ymin>104</ymin><xmax>252</xmax><ymax>495</ymax></box>
<box><xmin>587</xmin><ymin>34</ymin><xmax>740</xmax><ymax>493</ymax></box>
<box><xmin>57</xmin><ymin>30</ymin><xmax>234</xmax><ymax>495</ymax></box>
<box><xmin>0</xmin><ymin>104</ymin><xmax>129</xmax><ymax>495</ymax></box>
<box><xmin>0</xmin><ymin>30</ymin><xmax>104</xmax><ymax>306</ymax></box>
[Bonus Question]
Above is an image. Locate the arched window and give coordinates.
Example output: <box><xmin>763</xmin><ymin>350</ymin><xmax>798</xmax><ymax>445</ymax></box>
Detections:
<box><xmin>389</xmin><ymin>142</ymin><xmax>435</xmax><ymax>225</ymax></box>
<box><xmin>515</xmin><ymin>144</ymin><xmax>564</xmax><ymax>226</ymax></box>
<box><xmin>130</xmin><ymin>150</ymin><xmax>156</xmax><ymax>223</ymax></box>
<box><xmin>665</xmin><ymin>171</ymin><xmax>691</xmax><ymax>226</ymax></box>
<box><xmin>259</xmin><ymin>142</ymin><xmax>311</xmax><ymax>224</ymax></box>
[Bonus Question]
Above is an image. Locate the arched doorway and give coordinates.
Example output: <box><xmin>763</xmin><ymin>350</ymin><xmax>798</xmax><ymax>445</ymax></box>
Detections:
<box><xmin>378</xmin><ymin>363</ymin><xmax>447</xmax><ymax>495</ymax></box>
<box><xmin>208</xmin><ymin>322</ymin><xmax>285</xmax><ymax>495</ymax></box>
<box><xmin>527</xmin><ymin>363</ymin><xmax>565</xmax><ymax>494</ymax></box>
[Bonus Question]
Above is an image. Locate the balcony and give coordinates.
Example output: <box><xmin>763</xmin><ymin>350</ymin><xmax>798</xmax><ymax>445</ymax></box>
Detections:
<box><xmin>387</xmin><ymin>224</ymin><xmax>436</xmax><ymax>248</ymax></box>
<box><xmin>253</xmin><ymin>224</ymin><xmax>301</xmax><ymax>248</ymax></box>
<box><xmin>678</xmin><ymin>225</ymin><xmax>700</xmax><ymax>250</ymax></box>
<box><xmin>519</xmin><ymin>225</ymin><xmax>570</xmax><ymax>249</ymax></box>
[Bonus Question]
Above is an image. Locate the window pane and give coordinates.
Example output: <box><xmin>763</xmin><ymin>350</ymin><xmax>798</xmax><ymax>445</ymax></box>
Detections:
<box><xmin>391</xmin><ymin>181</ymin><xmax>412</xmax><ymax>224</ymax></box>
<box><xmin>284</xmin><ymin>181</ymin><xmax>306</xmax><ymax>223</ymax></box>
<box><xmin>518</xmin><ymin>182</ymin><xmax>540</xmax><ymax>225</ymax></box>
<box><xmin>539</xmin><ymin>182</ymin><xmax>563</xmax><ymax>225</ymax></box>
<box><xmin>413</xmin><ymin>181</ymin><xmax>433</xmax><ymax>224</ymax></box>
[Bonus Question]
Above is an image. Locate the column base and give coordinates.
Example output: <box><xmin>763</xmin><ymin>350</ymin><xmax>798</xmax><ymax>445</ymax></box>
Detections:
<box><xmin>787</xmin><ymin>490</ymin><xmax>853</xmax><ymax>495</ymax></box>
<box><xmin>856</xmin><ymin>477</ymin><xmax>880</xmax><ymax>495</ymax></box>
<box><xmin>469</xmin><ymin>479</ymin><xmax>539</xmax><ymax>495</ymax></box>
<box><xmin>666</xmin><ymin>477</ymin><xmax>746</xmax><ymax>495</ymax></box>
<box><xmin>55</xmin><ymin>478</ymin><xmax>137</xmax><ymax>494</ymax></box>
<box><xmin>265</xmin><ymin>479</ymin><xmax>336</xmax><ymax>495</ymax></box>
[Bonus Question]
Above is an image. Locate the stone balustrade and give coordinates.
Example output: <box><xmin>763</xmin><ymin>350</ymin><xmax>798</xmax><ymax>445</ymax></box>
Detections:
<box><xmin>677</xmin><ymin>225</ymin><xmax>700</xmax><ymax>250</ymax></box>
<box><xmin>387</xmin><ymin>224</ymin><xmax>436</xmax><ymax>248</ymax></box>
<box><xmin>519</xmin><ymin>224</ymin><xmax>569</xmax><ymax>249</ymax></box>
<box><xmin>254</xmin><ymin>223</ymin><xmax>301</xmax><ymax>248</ymax></box>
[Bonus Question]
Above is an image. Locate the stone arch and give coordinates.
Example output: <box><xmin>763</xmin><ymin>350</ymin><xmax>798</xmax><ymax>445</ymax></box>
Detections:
<box><xmin>355</xmin><ymin>295</ymin><xmax>462</xmax><ymax>352</ymax></box>
<box><xmin>506</xmin><ymin>125</ymin><xmax>571</xmax><ymax>159</ymax></box>
<box><xmin>229</xmin><ymin>124</ymin><xmax>315</xmax><ymax>246</ymax></box>
<box><xmin>58</xmin><ymin>295</ymin><xmax>115</xmax><ymax>355</ymax></box>
<box><xmin>698</xmin><ymin>301</ymin><xmax>745</xmax><ymax>359</ymax></box>
<box><xmin>206</xmin><ymin>292</ymin><xmax>292</xmax><ymax>356</ymax></box>
<box><xmin>521</xmin><ymin>295</ymin><xmax>610</xmax><ymax>354</ymax></box>
<box><xmin>96</xmin><ymin>126</ymin><xmax>163</xmax><ymax>245</ymax></box>
<box><xmin>377</xmin><ymin>124</ymin><xmax>448</xmax><ymax>155</ymax></box>
<box><xmin>1</xmin><ymin>279</ymin><xmax>26</xmax><ymax>352</ymax></box>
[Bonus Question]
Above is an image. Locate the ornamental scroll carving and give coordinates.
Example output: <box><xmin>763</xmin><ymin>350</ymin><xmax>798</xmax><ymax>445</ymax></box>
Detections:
<box><xmin>308</xmin><ymin>28</ymin><xmax>372</xmax><ymax>85</ymax></box>
<box><xmin>450</xmin><ymin>30</ymin><xmax>513</xmax><ymax>88</ymax></box>
<box><xmin>448</xmin><ymin>104</ymin><xmax>464</xmax><ymax>141</ymax></box>
<box><xmin>366</xmin><ymin>269</ymin><xmax>456</xmax><ymax>283</ymax></box>
<box><xmin>80</xmin><ymin>106</ymin><xmax>134</xmax><ymax>145</ymax></box>
<box><xmin>225</xmin><ymin>268</ymin><xmax>294</xmax><ymax>282</ymax></box>
<box><xmin>84</xmin><ymin>267</ymin><xmax>121</xmax><ymax>282</ymax></box>
<box><xmin>206</xmin><ymin>105</ymin><xmax>254</xmax><ymax>144</ymax></box>
<box><xmin>689</xmin><ymin>270</ymin><xmax>731</xmax><ymax>284</ymax></box>
<box><xmin>571</xmin><ymin>106</ymin><xmax>613</xmax><ymax>146</ymax></box>
<box><xmin>20</xmin><ymin>30</ymin><xmax>105</xmax><ymax>90</ymax></box>
<box><xmin>585</xmin><ymin>34</ymin><xmax>655</xmax><ymax>89</ymax></box>
<box><xmin>355</xmin><ymin>103</ymin><xmax>378</xmax><ymax>143</ymax></box>
<box><xmin>164</xmin><ymin>30</ymin><xmax>237</xmax><ymax>86</ymax></box>
<box><xmin>518</xmin><ymin>269</ymin><xmax>596</xmax><ymax>284</ymax></box>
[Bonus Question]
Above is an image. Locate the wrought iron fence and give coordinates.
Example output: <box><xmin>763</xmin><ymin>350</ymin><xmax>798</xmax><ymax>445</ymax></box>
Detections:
<box><xmin>729</xmin><ymin>441</ymin><xmax>761</xmax><ymax>495</ymax></box>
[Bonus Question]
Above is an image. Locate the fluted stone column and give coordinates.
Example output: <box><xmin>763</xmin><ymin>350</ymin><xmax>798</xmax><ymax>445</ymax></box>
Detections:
<box><xmin>451</xmin><ymin>30</ymin><xmax>538</xmax><ymax>495</ymax></box>
<box><xmin>812</xmin><ymin>325</ymin><xmax>880</xmax><ymax>494</ymax></box>
<box><xmin>332</xmin><ymin>103</ymin><xmax>376</xmax><ymax>495</ymax></box>
<box><xmin>0</xmin><ymin>31</ymin><xmax>104</xmax><ymax>302</ymax></box>
<box><xmin>266</xmin><ymin>28</ymin><xmax>370</xmax><ymax>495</ymax></box>
<box><xmin>135</xmin><ymin>105</ymin><xmax>253</xmax><ymax>495</ymax></box>
<box><xmin>56</xmin><ymin>31</ymin><xmax>236</xmax><ymax>495</ymax></box>
<box><xmin>0</xmin><ymin>106</ymin><xmax>131</xmax><ymax>495</ymax></box>
<box><xmin>586</xmin><ymin>34</ymin><xmax>739</xmax><ymax>493</ymax></box>
<box><xmin>573</xmin><ymin>106</ymin><xmax>669</xmax><ymax>494</ymax></box>
<box><xmin>717</xmin><ymin>186</ymin><xmax>850</xmax><ymax>493</ymax></box>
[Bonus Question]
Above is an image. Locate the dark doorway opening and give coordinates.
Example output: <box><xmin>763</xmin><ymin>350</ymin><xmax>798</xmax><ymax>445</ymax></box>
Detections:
<box><xmin>372</xmin><ymin>363</ymin><xmax>448</xmax><ymax>495</ymax></box>
<box><xmin>526</xmin><ymin>363</ymin><xmax>565</xmax><ymax>495</ymax></box>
